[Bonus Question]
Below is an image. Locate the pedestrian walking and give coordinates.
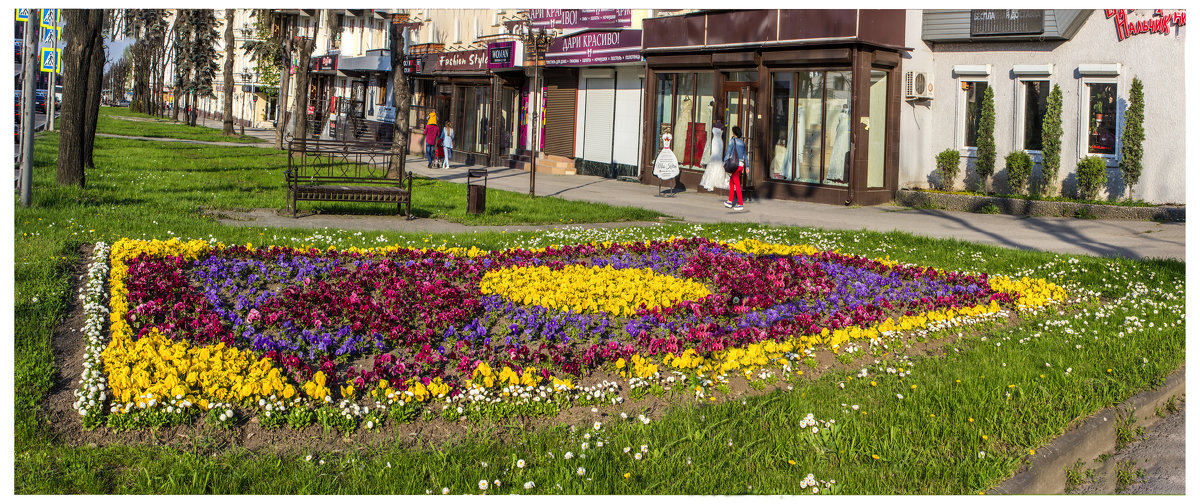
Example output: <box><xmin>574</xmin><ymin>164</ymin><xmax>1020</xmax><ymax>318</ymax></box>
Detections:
<box><xmin>723</xmin><ymin>126</ymin><xmax>747</xmax><ymax>211</ymax></box>
<box><xmin>424</xmin><ymin>112</ymin><xmax>440</xmax><ymax>168</ymax></box>
<box><xmin>441</xmin><ymin>121</ymin><xmax>455</xmax><ymax>169</ymax></box>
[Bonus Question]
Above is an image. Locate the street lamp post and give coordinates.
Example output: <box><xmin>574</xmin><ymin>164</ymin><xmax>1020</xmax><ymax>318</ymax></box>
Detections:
<box><xmin>519</xmin><ymin>25</ymin><xmax>557</xmax><ymax>198</ymax></box>
<box><xmin>240</xmin><ymin>68</ymin><xmax>254</xmax><ymax>136</ymax></box>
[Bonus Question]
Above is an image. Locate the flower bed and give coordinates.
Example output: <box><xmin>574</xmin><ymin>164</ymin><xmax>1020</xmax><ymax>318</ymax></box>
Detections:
<box><xmin>76</xmin><ymin>237</ymin><xmax>1067</xmax><ymax>431</ymax></box>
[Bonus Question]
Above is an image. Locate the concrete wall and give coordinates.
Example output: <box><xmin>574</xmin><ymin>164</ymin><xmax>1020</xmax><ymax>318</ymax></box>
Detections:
<box><xmin>900</xmin><ymin>9</ymin><xmax>1185</xmax><ymax>203</ymax></box>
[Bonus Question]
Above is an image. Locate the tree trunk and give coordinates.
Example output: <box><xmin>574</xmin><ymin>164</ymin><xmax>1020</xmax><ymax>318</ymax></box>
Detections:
<box><xmin>57</xmin><ymin>9</ymin><xmax>101</xmax><ymax>187</ymax></box>
<box><xmin>83</xmin><ymin>10</ymin><xmax>105</xmax><ymax>169</ymax></box>
<box><xmin>388</xmin><ymin>26</ymin><xmax>410</xmax><ymax>178</ymax></box>
<box><xmin>222</xmin><ymin>9</ymin><xmax>235</xmax><ymax>135</ymax></box>
<box><xmin>291</xmin><ymin>36</ymin><xmax>313</xmax><ymax>144</ymax></box>
<box><xmin>275</xmin><ymin>20</ymin><xmax>294</xmax><ymax>150</ymax></box>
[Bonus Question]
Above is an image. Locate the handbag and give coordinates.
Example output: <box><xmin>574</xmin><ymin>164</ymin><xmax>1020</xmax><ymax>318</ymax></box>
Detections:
<box><xmin>723</xmin><ymin>141</ymin><xmax>740</xmax><ymax>173</ymax></box>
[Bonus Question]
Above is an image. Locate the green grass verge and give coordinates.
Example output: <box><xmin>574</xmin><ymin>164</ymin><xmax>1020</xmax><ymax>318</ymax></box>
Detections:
<box><xmin>907</xmin><ymin>188</ymin><xmax>1159</xmax><ymax>208</ymax></box>
<box><xmin>14</xmin><ymin>132</ymin><xmax>1185</xmax><ymax>494</ymax></box>
<box><xmin>97</xmin><ymin>106</ymin><xmax>265</xmax><ymax>144</ymax></box>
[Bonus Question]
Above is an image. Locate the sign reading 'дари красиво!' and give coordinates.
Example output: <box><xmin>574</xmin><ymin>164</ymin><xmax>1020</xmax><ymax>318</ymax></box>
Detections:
<box><xmin>544</xmin><ymin>30</ymin><xmax>642</xmax><ymax>66</ymax></box>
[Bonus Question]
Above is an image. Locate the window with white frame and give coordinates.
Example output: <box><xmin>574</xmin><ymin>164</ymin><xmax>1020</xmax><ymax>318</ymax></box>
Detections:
<box><xmin>1017</xmin><ymin>79</ymin><xmax>1050</xmax><ymax>151</ymax></box>
<box><xmin>961</xmin><ymin>80</ymin><xmax>989</xmax><ymax>148</ymax></box>
<box><xmin>1077</xmin><ymin>64</ymin><xmax>1121</xmax><ymax>159</ymax></box>
<box><xmin>954</xmin><ymin>65</ymin><xmax>991</xmax><ymax>152</ymax></box>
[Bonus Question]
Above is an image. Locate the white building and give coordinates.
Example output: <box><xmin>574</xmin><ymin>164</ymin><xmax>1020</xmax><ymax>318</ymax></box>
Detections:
<box><xmin>901</xmin><ymin>9</ymin><xmax>1186</xmax><ymax>204</ymax></box>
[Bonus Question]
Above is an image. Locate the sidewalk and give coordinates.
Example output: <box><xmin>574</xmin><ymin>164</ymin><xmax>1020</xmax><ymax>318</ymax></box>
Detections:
<box><xmin>182</xmin><ymin>117</ymin><xmax>1183</xmax><ymax>261</ymax></box>
<box><xmin>407</xmin><ymin>156</ymin><xmax>1184</xmax><ymax>261</ymax></box>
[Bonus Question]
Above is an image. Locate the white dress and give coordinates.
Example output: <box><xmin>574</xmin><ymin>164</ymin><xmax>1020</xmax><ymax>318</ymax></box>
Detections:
<box><xmin>826</xmin><ymin>112</ymin><xmax>850</xmax><ymax>182</ymax></box>
<box><xmin>699</xmin><ymin>126</ymin><xmax>728</xmax><ymax>190</ymax></box>
<box><xmin>652</xmin><ymin>133</ymin><xmax>680</xmax><ymax>180</ymax></box>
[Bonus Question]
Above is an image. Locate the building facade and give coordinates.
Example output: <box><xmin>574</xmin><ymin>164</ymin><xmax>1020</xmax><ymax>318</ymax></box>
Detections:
<box><xmin>900</xmin><ymin>9</ymin><xmax>1186</xmax><ymax>204</ymax></box>
<box><xmin>639</xmin><ymin>10</ymin><xmax>907</xmax><ymax>205</ymax></box>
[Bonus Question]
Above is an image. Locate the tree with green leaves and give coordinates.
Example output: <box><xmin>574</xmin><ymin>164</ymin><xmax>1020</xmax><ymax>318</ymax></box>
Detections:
<box><xmin>124</xmin><ymin>9</ymin><xmax>168</xmax><ymax>115</ymax></box>
<box><xmin>974</xmin><ymin>86</ymin><xmax>996</xmax><ymax>193</ymax></box>
<box><xmin>173</xmin><ymin>9</ymin><xmax>222</xmax><ymax>126</ymax></box>
<box><xmin>1040</xmin><ymin>84</ymin><xmax>1064</xmax><ymax>196</ymax></box>
<box><xmin>1119</xmin><ymin>77</ymin><xmax>1145</xmax><ymax>200</ymax></box>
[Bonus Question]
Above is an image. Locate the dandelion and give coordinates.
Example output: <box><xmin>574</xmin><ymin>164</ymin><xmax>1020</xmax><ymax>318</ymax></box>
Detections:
<box><xmin>624</xmin><ymin>473</ymin><xmax>631</xmax><ymax>479</ymax></box>
<box><xmin>478</xmin><ymin>480</ymin><xmax>489</xmax><ymax>491</ymax></box>
<box><xmin>1028</xmin><ymin>449</ymin><xmax>1036</xmax><ymax>455</ymax></box>
<box><xmin>872</xmin><ymin>454</ymin><xmax>880</xmax><ymax>459</ymax></box>
<box><xmin>982</xmin><ymin>435</ymin><xmax>988</xmax><ymax>441</ymax></box>
<box><xmin>788</xmin><ymin>460</ymin><xmax>796</xmax><ymax>465</ymax></box>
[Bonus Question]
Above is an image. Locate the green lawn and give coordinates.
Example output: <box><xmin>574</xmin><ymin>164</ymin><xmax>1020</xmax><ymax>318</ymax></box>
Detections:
<box><xmin>13</xmin><ymin>129</ymin><xmax>1185</xmax><ymax>494</ymax></box>
<box><xmin>97</xmin><ymin>106</ymin><xmax>266</xmax><ymax>144</ymax></box>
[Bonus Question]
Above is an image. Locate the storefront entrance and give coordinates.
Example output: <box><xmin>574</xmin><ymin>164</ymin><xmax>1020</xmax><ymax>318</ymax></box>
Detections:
<box><xmin>723</xmin><ymin>80</ymin><xmax>757</xmax><ymax>193</ymax></box>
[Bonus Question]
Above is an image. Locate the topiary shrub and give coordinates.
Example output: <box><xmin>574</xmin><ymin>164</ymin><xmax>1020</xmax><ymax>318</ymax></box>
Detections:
<box><xmin>1076</xmin><ymin>156</ymin><xmax>1108</xmax><ymax>201</ymax></box>
<box><xmin>936</xmin><ymin>148</ymin><xmax>960</xmax><ymax>191</ymax></box>
<box><xmin>974</xmin><ymin>87</ymin><xmax>997</xmax><ymax>192</ymax></box>
<box><xmin>1004</xmin><ymin>151</ymin><xmax>1033</xmax><ymax>195</ymax></box>
<box><xmin>1039</xmin><ymin>84</ymin><xmax>1064</xmax><ymax>195</ymax></box>
<box><xmin>1119</xmin><ymin>77</ymin><xmax>1145</xmax><ymax>200</ymax></box>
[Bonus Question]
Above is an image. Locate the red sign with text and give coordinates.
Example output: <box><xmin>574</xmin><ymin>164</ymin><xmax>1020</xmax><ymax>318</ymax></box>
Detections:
<box><xmin>1105</xmin><ymin>9</ymin><xmax>1186</xmax><ymax>41</ymax></box>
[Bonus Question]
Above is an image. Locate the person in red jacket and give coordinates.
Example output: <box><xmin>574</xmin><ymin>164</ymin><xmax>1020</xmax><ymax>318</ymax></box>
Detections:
<box><xmin>424</xmin><ymin>112</ymin><xmax>440</xmax><ymax>168</ymax></box>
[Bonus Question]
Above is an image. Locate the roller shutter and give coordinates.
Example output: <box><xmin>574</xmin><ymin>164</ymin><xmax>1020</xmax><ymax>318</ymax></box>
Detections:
<box><xmin>582</xmin><ymin>78</ymin><xmax>616</xmax><ymax>164</ymax></box>
<box><xmin>543</xmin><ymin>69</ymin><xmax>578</xmax><ymax>158</ymax></box>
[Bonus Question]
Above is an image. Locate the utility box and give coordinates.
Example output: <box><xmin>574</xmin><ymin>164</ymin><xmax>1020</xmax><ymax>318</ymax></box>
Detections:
<box><xmin>467</xmin><ymin>168</ymin><xmax>488</xmax><ymax>215</ymax></box>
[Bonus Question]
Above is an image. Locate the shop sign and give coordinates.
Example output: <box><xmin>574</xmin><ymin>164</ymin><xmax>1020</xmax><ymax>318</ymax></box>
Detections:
<box><xmin>545</xmin><ymin>30</ymin><xmax>642</xmax><ymax>66</ymax></box>
<box><xmin>487</xmin><ymin>41</ymin><xmax>523</xmax><ymax>69</ymax></box>
<box><xmin>311</xmin><ymin>54</ymin><xmax>338</xmax><ymax>72</ymax></box>
<box><xmin>529</xmin><ymin>9</ymin><xmax>632</xmax><ymax>29</ymax></box>
<box><xmin>435</xmin><ymin>49</ymin><xmax>487</xmax><ymax>72</ymax></box>
<box><xmin>402</xmin><ymin>56</ymin><xmax>426</xmax><ymax>74</ymax></box>
<box><xmin>1105</xmin><ymin>9</ymin><xmax>1186</xmax><ymax>41</ymax></box>
<box><xmin>970</xmin><ymin>10</ymin><xmax>1043</xmax><ymax>36</ymax></box>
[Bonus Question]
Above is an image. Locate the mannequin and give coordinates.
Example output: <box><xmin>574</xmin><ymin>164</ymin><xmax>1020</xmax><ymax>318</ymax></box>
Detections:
<box><xmin>826</xmin><ymin>104</ymin><xmax>850</xmax><ymax>183</ymax></box>
<box><xmin>699</xmin><ymin>116</ymin><xmax>727</xmax><ymax>191</ymax></box>
<box><xmin>673</xmin><ymin>96</ymin><xmax>693</xmax><ymax>162</ymax></box>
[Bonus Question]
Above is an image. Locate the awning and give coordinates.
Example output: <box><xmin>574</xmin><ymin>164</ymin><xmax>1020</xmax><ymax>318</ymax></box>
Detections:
<box><xmin>338</xmin><ymin>52</ymin><xmax>390</xmax><ymax>76</ymax></box>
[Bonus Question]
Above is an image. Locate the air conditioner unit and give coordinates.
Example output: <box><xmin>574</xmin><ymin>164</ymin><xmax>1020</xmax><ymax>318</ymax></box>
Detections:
<box><xmin>905</xmin><ymin>71</ymin><xmax>934</xmax><ymax>100</ymax></box>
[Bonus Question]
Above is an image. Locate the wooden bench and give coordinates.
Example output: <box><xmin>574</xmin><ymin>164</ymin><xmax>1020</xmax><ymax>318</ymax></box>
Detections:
<box><xmin>286</xmin><ymin>139</ymin><xmax>413</xmax><ymax>218</ymax></box>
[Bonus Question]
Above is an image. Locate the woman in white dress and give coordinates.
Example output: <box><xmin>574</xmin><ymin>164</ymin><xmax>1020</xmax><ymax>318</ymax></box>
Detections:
<box><xmin>699</xmin><ymin>120</ymin><xmax>727</xmax><ymax>191</ymax></box>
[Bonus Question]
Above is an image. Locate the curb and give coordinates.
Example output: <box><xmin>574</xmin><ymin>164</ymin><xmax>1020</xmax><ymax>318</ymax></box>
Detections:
<box><xmin>895</xmin><ymin>189</ymin><xmax>1185</xmax><ymax>222</ymax></box>
<box><xmin>990</xmin><ymin>365</ymin><xmax>1186</xmax><ymax>495</ymax></box>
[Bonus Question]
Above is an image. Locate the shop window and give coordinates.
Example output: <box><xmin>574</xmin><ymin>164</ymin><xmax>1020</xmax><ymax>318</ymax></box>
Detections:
<box><xmin>1085</xmin><ymin>81</ymin><xmax>1118</xmax><ymax>155</ymax></box>
<box><xmin>724</xmin><ymin>71</ymin><xmax>758</xmax><ymax>83</ymax></box>
<box><xmin>866</xmin><ymin>70</ymin><xmax>887</xmax><ymax>189</ymax></box>
<box><xmin>961</xmin><ymin>81</ymin><xmax>988</xmax><ymax>148</ymax></box>
<box><xmin>769</xmin><ymin>73</ymin><xmax>795</xmax><ymax>181</ymax></box>
<box><xmin>1019</xmin><ymin>80</ymin><xmax>1049</xmax><ymax>151</ymax></box>
<box><xmin>376</xmin><ymin>76</ymin><xmax>388</xmax><ymax>105</ymax></box>
<box><xmin>823</xmin><ymin>71</ymin><xmax>852</xmax><ymax>186</ymax></box>
<box><xmin>654</xmin><ymin>72</ymin><xmax>717</xmax><ymax>170</ymax></box>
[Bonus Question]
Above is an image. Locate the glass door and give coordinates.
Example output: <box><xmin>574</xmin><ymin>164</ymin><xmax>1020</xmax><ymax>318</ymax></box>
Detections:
<box><xmin>723</xmin><ymin>82</ymin><xmax>757</xmax><ymax>189</ymax></box>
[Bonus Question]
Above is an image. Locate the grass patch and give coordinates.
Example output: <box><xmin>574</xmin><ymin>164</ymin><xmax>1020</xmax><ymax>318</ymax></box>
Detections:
<box><xmin>1115</xmin><ymin>460</ymin><xmax>1146</xmax><ymax>492</ymax></box>
<box><xmin>97</xmin><ymin>107</ymin><xmax>265</xmax><ymax>144</ymax></box>
<box><xmin>14</xmin><ymin>131</ymin><xmax>1185</xmax><ymax>494</ymax></box>
<box><xmin>1065</xmin><ymin>459</ymin><xmax>1095</xmax><ymax>492</ymax></box>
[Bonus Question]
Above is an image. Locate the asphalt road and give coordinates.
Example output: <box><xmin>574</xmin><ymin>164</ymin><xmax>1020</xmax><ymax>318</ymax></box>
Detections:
<box><xmin>1070</xmin><ymin>397</ymin><xmax>1186</xmax><ymax>495</ymax></box>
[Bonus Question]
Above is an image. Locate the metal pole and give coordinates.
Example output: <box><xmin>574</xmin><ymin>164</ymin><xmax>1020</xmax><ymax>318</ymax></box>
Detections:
<box><xmin>529</xmin><ymin>37</ymin><xmax>538</xmax><ymax>198</ymax></box>
<box><xmin>20</xmin><ymin>13</ymin><xmax>39</xmax><ymax>207</ymax></box>
<box><xmin>240</xmin><ymin>83</ymin><xmax>246</xmax><ymax>136</ymax></box>
<box><xmin>47</xmin><ymin>26</ymin><xmax>57</xmax><ymax>131</ymax></box>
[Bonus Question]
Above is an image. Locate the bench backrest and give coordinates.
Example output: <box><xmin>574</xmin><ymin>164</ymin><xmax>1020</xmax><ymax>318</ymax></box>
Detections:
<box><xmin>287</xmin><ymin>139</ymin><xmax>400</xmax><ymax>185</ymax></box>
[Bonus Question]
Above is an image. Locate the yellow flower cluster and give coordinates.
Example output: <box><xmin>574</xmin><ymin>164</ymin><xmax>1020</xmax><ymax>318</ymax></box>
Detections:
<box><xmin>722</xmin><ymin>239</ymin><xmax>821</xmax><ymax>257</ymax></box>
<box><xmin>615</xmin><ymin>354</ymin><xmax>659</xmax><ymax>379</ymax></box>
<box><xmin>989</xmin><ymin>275</ymin><xmax>1069</xmax><ymax>311</ymax></box>
<box><xmin>302</xmin><ymin>371</ymin><xmax>332</xmax><ymax>401</ymax></box>
<box><xmin>469</xmin><ymin>361</ymin><xmax>554</xmax><ymax>391</ymax></box>
<box><xmin>479</xmin><ymin>265</ymin><xmax>711</xmax><ymax>316</ymax></box>
<box><xmin>105</xmin><ymin>238</ymin><xmax>298</xmax><ymax>410</ymax></box>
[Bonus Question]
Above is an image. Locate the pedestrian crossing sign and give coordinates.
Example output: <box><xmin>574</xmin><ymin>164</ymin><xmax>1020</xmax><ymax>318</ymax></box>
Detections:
<box><xmin>40</xmin><ymin>47</ymin><xmax>60</xmax><ymax>73</ymax></box>
<box><xmin>41</xmin><ymin>8</ymin><xmax>60</xmax><ymax>29</ymax></box>
<box><xmin>16</xmin><ymin>9</ymin><xmax>31</xmax><ymax>22</ymax></box>
<box><xmin>41</xmin><ymin>27</ymin><xmax>58</xmax><ymax>44</ymax></box>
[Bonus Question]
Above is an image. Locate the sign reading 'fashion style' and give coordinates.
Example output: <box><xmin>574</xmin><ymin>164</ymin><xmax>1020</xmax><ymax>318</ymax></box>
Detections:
<box><xmin>435</xmin><ymin>49</ymin><xmax>487</xmax><ymax>72</ymax></box>
<box><xmin>529</xmin><ymin>9</ymin><xmax>632</xmax><ymax>29</ymax></box>
<box><xmin>545</xmin><ymin>29</ymin><xmax>642</xmax><ymax>66</ymax></box>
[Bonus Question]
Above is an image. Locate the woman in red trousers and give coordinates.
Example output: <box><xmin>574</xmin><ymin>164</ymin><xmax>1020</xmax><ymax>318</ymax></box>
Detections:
<box><xmin>723</xmin><ymin>126</ymin><xmax>747</xmax><ymax>212</ymax></box>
